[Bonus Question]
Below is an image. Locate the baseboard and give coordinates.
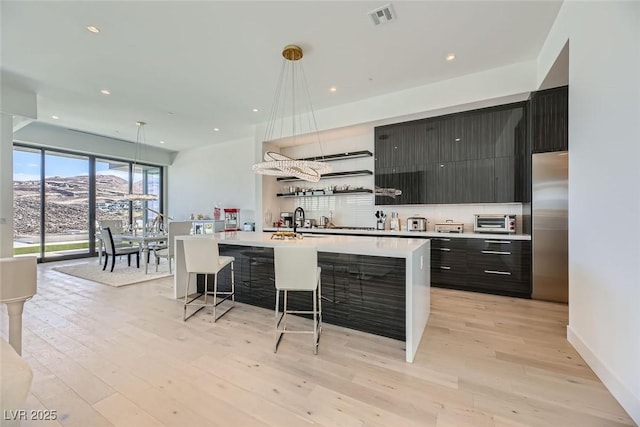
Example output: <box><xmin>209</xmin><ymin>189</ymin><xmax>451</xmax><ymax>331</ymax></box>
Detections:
<box><xmin>567</xmin><ymin>325</ymin><xmax>640</xmax><ymax>425</ymax></box>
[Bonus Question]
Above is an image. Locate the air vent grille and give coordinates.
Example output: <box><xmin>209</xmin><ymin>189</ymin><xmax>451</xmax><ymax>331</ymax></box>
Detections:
<box><xmin>368</xmin><ymin>4</ymin><xmax>395</xmax><ymax>26</ymax></box>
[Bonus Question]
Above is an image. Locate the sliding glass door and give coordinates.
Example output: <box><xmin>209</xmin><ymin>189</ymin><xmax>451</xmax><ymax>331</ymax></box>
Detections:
<box><xmin>13</xmin><ymin>147</ymin><xmax>42</xmax><ymax>257</ymax></box>
<box><xmin>12</xmin><ymin>144</ymin><xmax>164</xmax><ymax>261</ymax></box>
<box><xmin>43</xmin><ymin>151</ymin><xmax>91</xmax><ymax>258</ymax></box>
<box><xmin>96</xmin><ymin>159</ymin><xmax>130</xmax><ymax>227</ymax></box>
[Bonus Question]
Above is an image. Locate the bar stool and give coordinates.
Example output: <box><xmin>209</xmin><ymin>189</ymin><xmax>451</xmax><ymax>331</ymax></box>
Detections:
<box><xmin>273</xmin><ymin>245</ymin><xmax>322</xmax><ymax>354</ymax></box>
<box><xmin>182</xmin><ymin>237</ymin><xmax>235</xmax><ymax>322</ymax></box>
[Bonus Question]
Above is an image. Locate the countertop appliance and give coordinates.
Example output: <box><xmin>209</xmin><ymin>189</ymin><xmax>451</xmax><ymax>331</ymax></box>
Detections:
<box><xmin>532</xmin><ymin>151</ymin><xmax>568</xmax><ymax>303</ymax></box>
<box><xmin>407</xmin><ymin>216</ymin><xmax>427</xmax><ymax>231</ymax></box>
<box><xmin>434</xmin><ymin>222</ymin><xmax>464</xmax><ymax>233</ymax></box>
<box><xmin>303</xmin><ymin>219</ymin><xmax>317</xmax><ymax>228</ymax></box>
<box><xmin>473</xmin><ymin>214</ymin><xmax>516</xmax><ymax>234</ymax></box>
<box><xmin>280</xmin><ymin>212</ymin><xmax>293</xmax><ymax>228</ymax></box>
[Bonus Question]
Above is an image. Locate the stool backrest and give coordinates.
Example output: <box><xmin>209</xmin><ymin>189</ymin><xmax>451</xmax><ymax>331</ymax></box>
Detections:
<box><xmin>183</xmin><ymin>238</ymin><xmax>221</xmax><ymax>274</ymax></box>
<box><xmin>167</xmin><ymin>221</ymin><xmax>193</xmax><ymax>257</ymax></box>
<box><xmin>274</xmin><ymin>245</ymin><xmax>318</xmax><ymax>290</ymax></box>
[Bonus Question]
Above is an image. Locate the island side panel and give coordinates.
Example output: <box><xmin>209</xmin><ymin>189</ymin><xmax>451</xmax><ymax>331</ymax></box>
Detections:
<box><xmin>405</xmin><ymin>239</ymin><xmax>431</xmax><ymax>363</ymax></box>
<box><xmin>204</xmin><ymin>245</ymin><xmax>407</xmax><ymax>341</ymax></box>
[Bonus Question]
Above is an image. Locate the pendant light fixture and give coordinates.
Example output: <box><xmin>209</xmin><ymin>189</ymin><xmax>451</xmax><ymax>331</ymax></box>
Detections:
<box><xmin>252</xmin><ymin>44</ymin><xmax>332</xmax><ymax>182</ymax></box>
<box><xmin>124</xmin><ymin>121</ymin><xmax>157</xmax><ymax>201</ymax></box>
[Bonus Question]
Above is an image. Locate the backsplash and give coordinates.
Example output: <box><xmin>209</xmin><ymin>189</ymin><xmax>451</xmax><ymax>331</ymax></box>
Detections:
<box><xmin>275</xmin><ymin>196</ymin><xmax>523</xmax><ymax>233</ymax></box>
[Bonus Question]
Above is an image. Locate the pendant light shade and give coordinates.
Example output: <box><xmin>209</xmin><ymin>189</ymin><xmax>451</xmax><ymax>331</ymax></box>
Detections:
<box><xmin>124</xmin><ymin>121</ymin><xmax>157</xmax><ymax>201</ymax></box>
<box><xmin>252</xmin><ymin>44</ymin><xmax>332</xmax><ymax>183</ymax></box>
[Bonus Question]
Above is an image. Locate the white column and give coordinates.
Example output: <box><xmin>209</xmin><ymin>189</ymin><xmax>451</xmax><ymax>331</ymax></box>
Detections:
<box><xmin>6</xmin><ymin>301</ymin><xmax>25</xmax><ymax>355</ymax></box>
<box><xmin>0</xmin><ymin>112</ymin><xmax>14</xmax><ymax>257</ymax></box>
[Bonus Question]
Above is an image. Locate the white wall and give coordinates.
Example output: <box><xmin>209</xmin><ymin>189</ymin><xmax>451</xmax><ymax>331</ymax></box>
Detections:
<box><xmin>537</xmin><ymin>2</ymin><xmax>640</xmax><ymax>423</ymax></box>
<box><xmin>168</xmin><ymin>137</ymin><xmax>256</xmax><ymax>225</ymax></box>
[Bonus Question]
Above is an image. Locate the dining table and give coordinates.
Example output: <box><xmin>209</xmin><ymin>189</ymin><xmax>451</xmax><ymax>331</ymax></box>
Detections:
<box><xmin>98</xmin><ymin>232</ymin><xmax>168</xmax><ymax>273</ymax></box>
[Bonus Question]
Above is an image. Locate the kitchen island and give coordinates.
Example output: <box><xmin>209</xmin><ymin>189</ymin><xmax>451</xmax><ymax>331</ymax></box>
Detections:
<box><xmin>174</xmin><ymin>231</ymin><xmax>430</xmax><ymax>362</ymax></box>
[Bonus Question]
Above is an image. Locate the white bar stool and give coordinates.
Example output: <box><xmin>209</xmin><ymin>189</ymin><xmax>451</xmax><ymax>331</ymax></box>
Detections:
<box><xmin>183</xmin><ymin>238</ymin><xmax>235</xmax><ymax>322</ymax></box>
<box><xmin>273</xmin><ymin>245</ymin><xmax>322</xmax><ymax>354</ymax></box>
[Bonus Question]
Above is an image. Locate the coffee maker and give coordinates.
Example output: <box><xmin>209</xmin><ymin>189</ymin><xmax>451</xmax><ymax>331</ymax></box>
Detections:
<box><xmin>280</xmin><ymin>212</ymin><xmax>293</xmax><ymax>228</ymax></box>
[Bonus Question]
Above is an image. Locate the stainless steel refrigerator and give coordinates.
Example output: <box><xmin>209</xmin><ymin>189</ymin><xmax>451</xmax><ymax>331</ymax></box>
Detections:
<box><xmin>532</xmin><ymin>151</ymin><xmax>568</xmax><ymax>303</ymax></box>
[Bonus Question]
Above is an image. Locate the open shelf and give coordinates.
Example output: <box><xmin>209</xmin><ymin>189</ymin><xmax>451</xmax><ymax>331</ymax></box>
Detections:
<box><xmin>298</xmin><ymin>150</ymin><xmax>372</xmax><ymax>162</ymax></box>
<box><xmin>276</xmin><ymin>188</ymin><xmax>373</xmax><ymax>198</ymax></box>
<box><xmin>276</xmin><ymin>169</ymin><xmax>373</xmax><ymax>182</ymax></box>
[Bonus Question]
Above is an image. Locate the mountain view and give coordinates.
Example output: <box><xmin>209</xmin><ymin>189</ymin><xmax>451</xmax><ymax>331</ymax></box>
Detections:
<box><xmin>13</xmin><ymin>174</ymin><xmax>142</xmax><ymax>238</ymax></box>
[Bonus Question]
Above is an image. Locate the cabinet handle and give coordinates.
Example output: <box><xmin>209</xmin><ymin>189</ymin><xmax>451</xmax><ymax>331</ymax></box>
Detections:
<box><xmin>440</xmin><ymin>266</ymin><xmax>451</xmax><ymax>270</ymax></box>
<box><xmin>484</xmin><ymin>240</ymin><xmax>511</xmax><ymax>244</ymax></box>
<box><xmin>435</xmin><ymin>238</ymin><xmax>451</xmax><ymax>241</ymax></box>
<box><xmin>484</xmin><ymin>270</ymin><xmax>511</xmax><ymax>275</ymax></box>
<box><xmin>439</xmin><ymin>248</ymin><xmax>451</xmax><ymax>252</ymax></box>
<box><xmin>481</xmin><ymin>250</ymin><xmax>511</xmax><ymax>255</ymax></box>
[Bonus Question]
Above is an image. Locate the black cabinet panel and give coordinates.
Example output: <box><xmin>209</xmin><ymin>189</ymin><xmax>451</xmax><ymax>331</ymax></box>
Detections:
<box><xmin>374</xmin><ymin>102</ymin><xmax>528</xmax><ymax>205</ymax></box>
<box><xmin>495</xmin><ymin>156</ymin><xmax>516</xmax><ymax>203</ymax></box>
<box><xmin>430</xmin><ymin>237</ymin><xmax>531</xmax><ymax>298</ymax></box>
<box><xmin>375</xmin><ymin>166</ymin><xmax>425</xmax><ymax>205</ymax></box>
<box><xmin>531</xmin><ymin>86</ymin><xmax>568</xmax><ymax>153</ymax></box>
<box><xmin>207</xmin><ymin>245</ymin><xmax>407</xmax><ymax>341</ymax></box>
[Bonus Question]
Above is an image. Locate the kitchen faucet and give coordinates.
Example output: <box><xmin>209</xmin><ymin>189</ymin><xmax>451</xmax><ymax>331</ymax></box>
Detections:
<box><xmin>293</xmin><ymin>207</ymin><xmax>305</xmax><ymax>234</ymax></box>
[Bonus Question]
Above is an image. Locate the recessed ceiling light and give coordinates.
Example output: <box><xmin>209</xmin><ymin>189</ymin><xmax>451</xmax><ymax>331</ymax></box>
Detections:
<box><xmin>100</xmin><ymin>89</ymin><xmax>111</xmax><ymax>95</ymax></box>
<box><xmin>159</xmin><ymin>140</ymin><xmax>165</xmax><ymax>144</ymax></box>
<box><xmin>213</xmin><ymin>128</ymin><xmax>220</xmax><ymax>132</ymax></box>
<box><xmin>329</xmin><ymin>87</ymin><xmax>337</xmax><ymax>93</ymax></box>
<box><xmin>86</xmin><ymin>25</ymin><xmax>100</xmax><ymax>33</ymax></box>
<box><xmin>51</xmin><ymin>115</ymin><xmax>59</xmax><ymax>119</ymax></box>
<box><xmin>446</xmin><ymin>54</ymin><xmax>456</xmax><ymax>61</ymax></box>
<box><xmin>252</xmin><ymin>108</ymin><xmax>259</xmax><ymax>112</ymax></box>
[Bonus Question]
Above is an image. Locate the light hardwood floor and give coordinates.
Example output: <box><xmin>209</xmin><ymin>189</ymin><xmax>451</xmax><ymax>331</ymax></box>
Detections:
<box><xmin>0</xmin><ymin>260</ymin><xmax>635</xmax><ymax>427</ymax></box>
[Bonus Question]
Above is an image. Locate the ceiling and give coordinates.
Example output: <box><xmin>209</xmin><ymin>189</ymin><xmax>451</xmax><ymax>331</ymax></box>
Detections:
<box><xmin>1</xmin><ymin>1</ymin><xmax>562</xmax><ymax>152</ymax></box>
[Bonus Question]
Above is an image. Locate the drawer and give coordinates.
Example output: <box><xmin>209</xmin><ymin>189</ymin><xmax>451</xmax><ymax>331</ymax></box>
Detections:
<box><xmin>431</xmin><ymin>264</ymin><xmax>467</xmax><ymax>286</ymax></box>
<box><xmin>466</xmin><ymin>267</ymin><xmax>530</xmax><ymax>296</ymax></box>
<box><xmin>430</xmin><ymin>237</ymin><xmax>467</xmax><ymax>250</ymax></box>
<box><xmin>466</xmin><ymin>238</ymin><xmax>527</xmax><ymax>255</ymax></box>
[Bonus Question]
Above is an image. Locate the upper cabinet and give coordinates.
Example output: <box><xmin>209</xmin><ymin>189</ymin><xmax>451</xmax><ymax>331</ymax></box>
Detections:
<box><xmin>375</xmin><ymin>103</ymin><xmax>528</xmax><ymax>205</ymax></box>
<box><xmin>530</xmin><ymin>85</ymin><xmax>568</xmax><ymax>153</ymax></box>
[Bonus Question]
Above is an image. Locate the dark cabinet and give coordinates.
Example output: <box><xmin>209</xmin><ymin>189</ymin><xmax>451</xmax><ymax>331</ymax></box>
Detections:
<box><xmin>530</xmin><ymin>85</ymin><xmax>568</xmax><ymax>153</ymax></box>
<box><xmin>375</xmin><ymin>102</ymin><xmax>527</xmax><ymax>205</ymax></box>
<box><xmin>430</xmin><ymin>237</ymin><xmax>531</xmax><ymax>298</ymax></box>
<box><xmin>465</xmin><ymin>238</ymin><xmax>531</xmax><ymax>298</ymax></box>
<box><xmin>430</xmin><ymin>237</ymin><xmax>467</xmax><ymax>286</ymax></box>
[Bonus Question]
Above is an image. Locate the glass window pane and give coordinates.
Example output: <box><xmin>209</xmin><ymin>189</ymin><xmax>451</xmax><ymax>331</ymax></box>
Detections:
<box><xmin>96</xmin><ymin>159</ymin><xmax>130</xmax><ymax>229</ymax></box>
<box><xmin>44</xmin><ymin>151</ymin><xmax>90</xmax><ymax>257</ymax></box>
<box><xmin>13</xmin><ymin>147</ymin><xmax>42</xmax><ymax>257</ymax></box>
<box><xmin>133</xmin><ymin>164</ymin><xmax>162</xmax><ymax>231</ymax></box>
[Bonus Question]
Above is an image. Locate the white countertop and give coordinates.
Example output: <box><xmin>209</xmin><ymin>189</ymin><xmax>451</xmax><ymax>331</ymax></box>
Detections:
<box><xmin>177</xmin><ymin>231</ymin><xmax>428</xmax><ymax>258</ymax></box>
<box><xmin>262</xmin><ymin>227</ymin><xmax>531</xmax><ymax>241</ymax></box>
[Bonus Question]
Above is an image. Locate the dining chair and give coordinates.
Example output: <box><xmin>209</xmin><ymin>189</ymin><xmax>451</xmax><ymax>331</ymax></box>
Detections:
<box><xmin>97</xmin><ymin>219</ymin><xmax>124</xmax><ymax>263</ymax></box>
<box><xmin>151</xmin><ymin>221</ymin><xmax>192</xmax><ymax>273</ymax></box>
<box><xmin>273</xmin><ymin>245</ymin><xmax>322</xmax><ymax>354</ymax></box>
<box><xmin>100</xmin><ymin>227</ymin><xmax>140</xmax><ymax>272</ymax></box>
<box><xmin>182</xmin><ymin>237</ymin><xmax>235</xmax><ymax>322</ymax></box>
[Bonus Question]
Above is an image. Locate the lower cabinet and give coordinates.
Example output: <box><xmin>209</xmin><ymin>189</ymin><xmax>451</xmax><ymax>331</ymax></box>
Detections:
<box><xmin>430</xmin><ymin>237</ymin><xmax>531</xmax><ymax>298</ymax></box>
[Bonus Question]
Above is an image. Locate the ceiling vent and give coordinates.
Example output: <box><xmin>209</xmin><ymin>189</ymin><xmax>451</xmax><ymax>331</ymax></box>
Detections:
<box><xmin>368</xmin><ymin>4</ymin><xmax>395</xmax><ymax>26</ymax></box>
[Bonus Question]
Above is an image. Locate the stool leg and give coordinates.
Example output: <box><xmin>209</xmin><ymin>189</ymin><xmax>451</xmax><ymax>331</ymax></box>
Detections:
<box><xmin>313</xmin><ymin>288</ymin><xmax>318</xmax><ymax>355</ymax></box>
<box><xmin>183</xmin><ymin>273</ymin><xmax>191</xmax><ymax>321</ymax></box>
<box><xmin>231</xmin><ymin>261</ymin><xmax>235</xmax><ymax>306</ymax></box>
<box><xmin>274</xmin><ymin>289</ymin><xmax>280</xmax><ymax>353</ymax></box>
<box><xmin>213</xmin><ymin>272</ymin><xmax>218</xmax><ymax>321</ymax></box>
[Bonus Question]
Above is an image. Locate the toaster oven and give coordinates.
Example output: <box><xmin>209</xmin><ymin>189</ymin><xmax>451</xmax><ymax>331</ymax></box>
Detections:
<box><xmin>473</xmin><ymin>214</ymin><xmax>516</xmax><ymax>234</ymax></box>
